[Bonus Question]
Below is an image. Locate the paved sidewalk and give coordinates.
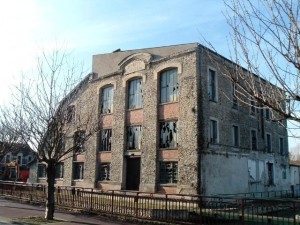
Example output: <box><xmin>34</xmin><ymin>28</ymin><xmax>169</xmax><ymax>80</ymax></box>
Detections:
<box><xmin>0</xmin><ymin>198</ymin><xmax>137</xmax><ymax>225</ymax></box>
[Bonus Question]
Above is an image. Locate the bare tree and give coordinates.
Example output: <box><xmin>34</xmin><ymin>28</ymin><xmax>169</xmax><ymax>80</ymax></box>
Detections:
<box><xmin>204</xmin><ymin>0</ymin><xmax>300</xmax><ymax>133</ymax></box>
<box><xmin>0</xmin><ymin>118</ymin><xmax>21</xmax><ymax>162</ymax></box>
<box><xmin>1</xmin><ymin>48</ymin><xmax>99</xmax><ymax>220</ymax></box>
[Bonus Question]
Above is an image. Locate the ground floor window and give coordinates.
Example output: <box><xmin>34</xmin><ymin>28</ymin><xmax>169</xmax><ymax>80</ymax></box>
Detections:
<box><xmin>55</xmin><ymin>162</ymin><xmax>64</xmax><ymax>179</ymax></box>
<box><xmin>98</xmin><ymin>163</ymin><xmax>111</xmax><ymax>181</ymax></box>
<box><xmin>73</xmin><ymin>162</ymin><xmax>84</xmax><ymax>180</ymax></box>
<box><xmin>159</xmin><ymin>161</ymin><xmax>178</xmax><ymax>184</ymax></box>
<box><xmin>267</xmin><ymin>162</ymin><xmax>274</xmax><ymax>185</ymax></box>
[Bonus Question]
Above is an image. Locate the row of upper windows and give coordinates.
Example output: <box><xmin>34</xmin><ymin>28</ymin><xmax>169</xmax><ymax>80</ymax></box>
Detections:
<box><xmin>69</xmin><ymin>121</ymin><xmax>178</xmax><ymax>154</ymax></box>
<box><xmin>100</xmin><ymin>121</ymin><xmax>178</xmax><ymax>152</ymax></box>
<box><xmin>209</xmin><ymin>68</ymin><xmax>276</xmax><ymax>120</ymax></box>
<box><xmin>101</xmin><ymin>69</ymin><xmax>178</xmax><ymax>114</ymax></box>
<box><xmin>209</xmin><ymin>118</ymin><xmax>286</xmax><ymax>154</ymax></box>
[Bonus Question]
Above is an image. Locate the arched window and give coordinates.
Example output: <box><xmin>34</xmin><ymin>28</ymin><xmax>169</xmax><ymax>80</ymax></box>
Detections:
<box><xmin>100</xmin><ymin>86</ymin><xmax>114</xmax><ymax>114</ymax></box>
<box><xmin>160</xmin><ymin>69</ymin><xmax>178</xmax><ymax>103</ymax></box>
<box><xmin>128</xmin><ymin>78</ymin><xmax>143</xmax><ymax>109</ymax></box>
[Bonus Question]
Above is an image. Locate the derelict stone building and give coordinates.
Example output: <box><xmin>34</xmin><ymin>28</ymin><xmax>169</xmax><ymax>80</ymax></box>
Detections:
<box><xmin>37</xmin><ymin>43</ymin><xmax>289</xmax><ymax>195</ymax></box>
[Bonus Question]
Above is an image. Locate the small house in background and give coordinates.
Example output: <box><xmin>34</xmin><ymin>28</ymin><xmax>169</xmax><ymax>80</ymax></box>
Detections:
<box><xmin>0</xmin><ymin>144</ymin><xmax>36</xmax><ymax>182</ymax></box>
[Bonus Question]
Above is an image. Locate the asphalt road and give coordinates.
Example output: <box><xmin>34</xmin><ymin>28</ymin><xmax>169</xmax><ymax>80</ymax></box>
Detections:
<box><xmin>0</xmin><ymin>198</ymin><xmax>138</xmax><ymax>225</ymax></box>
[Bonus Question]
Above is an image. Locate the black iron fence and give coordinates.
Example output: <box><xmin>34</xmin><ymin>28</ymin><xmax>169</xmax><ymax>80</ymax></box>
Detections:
<box><xmin>1</xmin><ymin>181</ymin><xmax>300</xmax><ymax>224</ymax></box>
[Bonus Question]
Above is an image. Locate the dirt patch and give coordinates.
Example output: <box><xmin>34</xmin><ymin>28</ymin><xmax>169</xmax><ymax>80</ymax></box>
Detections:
<box><xmin>12</xmin><ymin>216</ymin><xmax>65</xmax><ymax>225</ymax></box>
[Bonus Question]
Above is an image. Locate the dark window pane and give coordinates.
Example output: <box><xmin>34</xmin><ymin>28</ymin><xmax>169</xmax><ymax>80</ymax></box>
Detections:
<box><xmin>160</xmin><ymin>121</ymin><xmax>178</xmax><ymax>148</ymax></box>
<box><xmin>159</xmin><ymin>162</ymin><xmax>178</xmax><ymax>184</ymax></box>
<box><xmin>98</xmin><ymin>163</ymin><xmax>110</xmax><ymax>181</ymax></box>
<box><xmin>99</xmin><ymin>129</ymin><xmax>112</xmax><ymax>151</ymax></box>
<box><xmin>128</xmin><ymin>79</ymin><xmax>143</xmax><ymax>109</ymax></box>
<box><xmin>127</xmin><ymin>126</ymin><xmax>142</xmax><ymax>150</ymax></box>
<box><xmin>160</xmin><ymin>69</ymin><xmax>178</xmax><ymax>103</ymax></box>
<box><xmin>101</xmin><ymin>86</ymin><xmax>114</xmax><ymax>113</ymax></box>
<box><xmin>74</xmin><ymin>131</ymin><xmax>85</xmax><ymax>154</ymax></box>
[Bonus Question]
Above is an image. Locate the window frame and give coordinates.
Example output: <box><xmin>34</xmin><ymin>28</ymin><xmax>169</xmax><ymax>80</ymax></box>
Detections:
<box><xmin>265</xmin><ymin>133</ymin><xmax>272</xmax><ymax>153</ymax></box>
<box><xmin>127</xmin><ymin>78</ymin><xmax>143</xmax><ymax>110</ymax></box>
<box><xmin>266</xmin><ymin>162</ymin><xmax>274</xmax><ymax>185</ymax></box>
<box><xmin>250</xmin><ymin>99</ymin><xmax>256</xmax><ymax>116</ymax></box>
<box><xmin>208</xmin><ymin>68</ymin><xmax>218</xmax><ymax>102</ymax></box>
<box><xmin>250</xmin><ymin>129</ymin><xmax>258</xmax><ymax>150</ymax></box>
<box><xmin>159</xmin><ymin>161</ymin><xmax>178</xmax><ymax>184</ymax></box>
<box><xmin>232</xmin><ymin>82</ymin><xmax>238</xmax><ymax>109</ymax></box>
<box><xmin>37</xmin><ymin>163</ymin><xmax>46</xmax><ymax>178</ymax></box>
<box><xmin>126</xmin><ymin>125</ymin><xmax>142</xmax><ymax>151</ymax></box>
<box><xmin>98</xmin><ymin>163</ymin><xmax>111</xmax><ymax>181</ymax></box>
<box><xmin>73</xmin><ymin>162</ymin><xmax>84</xmax><ymax>180</ymax></box>
<box><xmin>279</xmin><ymin>137</ymin><xmax>284</xmax><ymax>155</ymax></box>
<box><xmin>209</xmin><ymin>118</ymin><xmax>219</xmax><ymax>144</ymax></box>
<box><xmin>73</xmin><ymin>130</ymin><xmax>86</xmax><ymax>154</ymax></box>
<box><xmin>159</xmin><ymin>120</ymin><xmax>178</xmax><ymax>149</ymax></box>
<box><xmin>265</xmin><ymin>108</ymin><xmax>271</xmax><ymax>120</ymax></box>
<box><xmin>232</xmin><ymin>125</ymin><xmax>239</xmax><ymax>147</ymax></box>
<box><xmin>100</xmin><ymin>86</ymin><xmax>114</xmax><ymax>114</ymax></box>
<box><xmin>99</xmin><ymin>129</ymin><xmax>112</xmax><ymax>151</ymax></box>
<box><xmin>55</xmin><ymin>162</ymin><xmax>64</xmax><ymax>179</ymax></box>
<box><xmin>160</xmin><ymin>69</ymin><xmax>179</xmax><ymax>104</ymax></box>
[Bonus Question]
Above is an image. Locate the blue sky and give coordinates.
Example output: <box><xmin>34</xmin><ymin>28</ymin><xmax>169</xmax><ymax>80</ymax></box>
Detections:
<box><xmin>1</xmin><ymin>0</ymin><xmax>298</xmax><ymax>150</ymax></box>
<box><xmin>0</xmin><ymin>0</ymin><xmax>229</xmax><ymax>103</ymax></box>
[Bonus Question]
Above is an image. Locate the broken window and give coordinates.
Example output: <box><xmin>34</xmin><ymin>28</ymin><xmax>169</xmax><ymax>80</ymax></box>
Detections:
<box><xmin>37</xmin><ymin>164</ymin><xmax>46</xmax><ymax>178</ymax></box>
<box><xmin>127</xmin><ymin>126</ymin><xmax>142</xmax><ymax>150</ymax></box>
<box><xmin>208</xmin><ymin>69</ymin><xmax>217</xmax><ymax>101</ymax></box>
<box><xmin>66</xmin><ymin>105</ymin><xmax>75</xmax><ymax>123</ymax></box>
<box><xmin>73</xmin><ymin>162</ymin><xmax>84</xmax><ymax>180</ymax></box>
<box><xmin>98</xmin><ymin>163</ymin><xmax>111</xmax><ymax>181</ymax></box>
<box><xmin>160</xmin><ymin>69</ymin><xmax>178</xmax><ymax>103</ymax></box>
<box><xmin>128</xmin><ymin>78</ymin><xmax>143</xmax><ymax>109</ymax></box>
<box><xmin>101</xmin><ymin>86</ymin><xmax>114</xmax><ymax>114</ymax></box>
<box><xmin>159</xmin><ymin>161</ymin><xmax>178</xmax><ymax>184</ymax></box>
<box><xmin>232</xmin><ymin>125</ymin><xmax>239</xmax><ymax>147</ymax></box>
<box><xmin>160</xmin><ymin>121</ymin><xmax>178</xmax><ymax>149</ymax></box>
<box><xmin>267</xmin><ymin>162</ymin><xmax>274</xmax><ymax>185</ymax></box>
<box><xmin>251</xmin><ymin>129</ymin><xmax>257</xmax><ymax>150</ymax></box>
<box><xmin>99</xmin><ymin>129</ymin><xmax>112</xmax><ymax>151</ymax></box>
<box><xmin>74</xmin><ymin>130</ymin><xmax>85</xmax><ymax>154</ymax></box>
<box><xmin>209</xmin><ymin>119</ymin><xmax>218</xmax><ymax>144</ymax></box>
<box><xmin>266</xmin><ymin>133</ymin><xmax>272</xmax><ymax>153</ymax></box>
<box><xmin>55</xmin><ymin>162</ymin><xmax>64</xmax><ymax>179</ymax></box>
<box><xmin>279</xmin><ymin>137</ymin><xmax>284</xmax><ymax>155</ymax></box>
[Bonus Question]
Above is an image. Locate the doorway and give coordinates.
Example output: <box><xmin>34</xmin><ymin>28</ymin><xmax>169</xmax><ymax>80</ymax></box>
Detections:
<box><xmin>126</xmin><ymin>157</ymin><xmax>141</xmax><ymax>190</ymax></box>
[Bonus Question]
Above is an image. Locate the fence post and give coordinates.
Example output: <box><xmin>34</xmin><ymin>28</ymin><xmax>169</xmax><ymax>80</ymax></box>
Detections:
<box><xmin>90</xmin><ymin>189</ymin><xmax>93</xmax><ymax>211</ymax></box>
<box><xmin>240</xmin><ymin>198</ymin><xmax>245</xmax><ymax>225</ymax></box>
<box><xmin>111</xmin><ymin>190</ymin><xmax>114</xmax><ymax>214</ymax></box>
<box><xmin>135</xmin><ymin>193</ymin><xmax>139</xmax><ymax>218</ymax></box>
<box><xmin>72</xmin><ymin>187</ymin><xmax>75</xmax><ymax>207</ymax></box>
<box><xmin>199</xmin><ymin>196</ymin><xmax>203</xmax><ymax>225</ymax></box>
<box><xmin>165</xmin><ymin>194</ymin><xmax>168</xmax><ymax>221</ymax></box>
<box><xmin>293</xmin><ymin>202</ymin><xmax>296</xmax><ymax>225</ymax></box>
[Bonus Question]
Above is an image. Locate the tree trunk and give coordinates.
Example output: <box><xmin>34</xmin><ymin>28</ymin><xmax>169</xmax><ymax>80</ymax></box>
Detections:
<box><xmin>45</xmin><ymin>161</ymin><xmax>56</xmax><ymax>220</ymax></box>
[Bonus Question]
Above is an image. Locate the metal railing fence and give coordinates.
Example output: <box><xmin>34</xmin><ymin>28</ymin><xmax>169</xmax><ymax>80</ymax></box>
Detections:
<box><xmin>1</xmin><ymin>181</ymin><xmax>300</xmax><ymax>225</ymax></box>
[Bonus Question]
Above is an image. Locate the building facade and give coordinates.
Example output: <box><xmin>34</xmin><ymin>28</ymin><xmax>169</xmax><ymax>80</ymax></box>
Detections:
<box><xmin>37</xmin><ymin>43</ymin><xmax>289</xmax><ymax>195</ymax></box>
